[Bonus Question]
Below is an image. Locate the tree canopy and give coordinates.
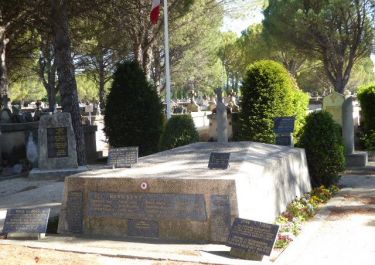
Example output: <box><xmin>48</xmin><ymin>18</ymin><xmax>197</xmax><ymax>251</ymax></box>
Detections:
<box><xmin>263</xmin><ymin>0</ymin><xmax>375</xmax><ymax>93</ymax></box>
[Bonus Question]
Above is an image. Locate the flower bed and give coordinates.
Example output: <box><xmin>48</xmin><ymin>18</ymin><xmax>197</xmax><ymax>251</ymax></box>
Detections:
<box><xmin>274</xmin><ymin>185</ymin><xmax>340</xmax><ymax>249</ymax></box>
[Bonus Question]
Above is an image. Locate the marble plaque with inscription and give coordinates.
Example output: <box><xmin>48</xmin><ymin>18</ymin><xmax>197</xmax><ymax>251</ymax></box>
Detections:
<box><xmin>47</xmin><ymin>127</ymin><xmax>68</xmax><ymax>158</ymax></box>
<box><xmin>208</xmin><ymin>152</ymin><xmax>230</xmax><ymax>169</ymax></box>
<box><xmin>66</xmin><ymin>192</ymin><xmax>83</xmax><ymax>233</ymax></box>
<box><xmin>107</xmin><ymin>147</ymin><xmax>138</xmax><ymax>168</ymax></box>
<box><xmin>88</xmin><ymin>192</ymin><xmax>207</xmax><ymax>221</ymax></box>
<box><xmin>2</xmin><ymin>208</ymin><xmax>50</xmax><ymax>234</ymax></box>
<box><xmin>274</xmin><ymin>117</ymin><xmax>295</xmax><ymax>134</ymax></box>
<box><xmin>127</xmin><ymin>219</ymin><xmax>159</xmax><ymax>238</ymax></box>
<box><xmin>210</xmin><ymin>195</ymin><xmax>231</xmax><ymax>242</ymax></box>
<box><xmin>227</xmin><ymin>218</ymin><xmax>279</xmax><ymax>256</ymax></box>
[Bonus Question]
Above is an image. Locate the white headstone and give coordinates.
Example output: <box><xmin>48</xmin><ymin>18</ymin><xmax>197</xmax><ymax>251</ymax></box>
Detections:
<box><xmin>216</xmin><ymin>88</ymin><xmax>228</xmax><ymax>143</ymax></box>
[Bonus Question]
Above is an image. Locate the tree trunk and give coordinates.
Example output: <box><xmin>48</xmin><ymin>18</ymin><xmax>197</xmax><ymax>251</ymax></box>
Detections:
<box><xmin>50</xmin><ymin>0</ymin><xmax>86</xmax><ymax>165</ymax></box>
<box><xmin>0</xmin><ymin>25</ymin><xmax>9</xmax><ymax>108</ymax></box>
<box><xmin>98</xmin><ymin>53</ymin><xmax>105</xmax><ymax>109</ymax></box>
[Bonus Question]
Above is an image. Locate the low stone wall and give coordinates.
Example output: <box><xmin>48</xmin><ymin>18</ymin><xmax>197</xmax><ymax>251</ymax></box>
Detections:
<box><xmin>58</xmin><ymin>142</ymin><xmax>311</xmax><ymax>243</ymax></box>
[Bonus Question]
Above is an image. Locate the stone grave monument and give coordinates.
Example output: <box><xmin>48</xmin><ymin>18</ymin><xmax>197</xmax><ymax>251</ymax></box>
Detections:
<box><xmin>29</xmin><ymin>112</ymin><xmax>87</xmax><ymax>178</ymax></box>
<box><xmin>216</xmin><ymin>88</ymin><xmax>228</xmax><ymax>143</ymax></box>
<box><xmin>342</xmin><ymin>96</ymin><xmax>367</xmax><ymax>167</ymax></box>
<box><xmin>322</xmin><ymin>91</ymin><xmax>345</xmax><ymax>126</ymax></box>
<box><xmin>323</xmin><ymin>93</ymin><xmax>367</xmax><ymax>167</ymax></box>
<box><xmin>58</xmin><ymin>142</ymin><xmax>311</xmax><ymax>243</ymax></box>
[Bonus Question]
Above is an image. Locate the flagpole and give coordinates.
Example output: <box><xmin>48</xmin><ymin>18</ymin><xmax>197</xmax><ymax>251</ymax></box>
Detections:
<box><xmin>163</xmin><ymin>0</ymin><xmax>171</xmax><ymax>119</ymax></box>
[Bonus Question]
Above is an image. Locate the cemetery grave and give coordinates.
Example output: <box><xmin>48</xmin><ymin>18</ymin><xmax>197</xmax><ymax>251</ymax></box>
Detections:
<box><xmin>58</xmin><ymin>141</ymin><xmax>311</xmax><ymax>244</ymax></box>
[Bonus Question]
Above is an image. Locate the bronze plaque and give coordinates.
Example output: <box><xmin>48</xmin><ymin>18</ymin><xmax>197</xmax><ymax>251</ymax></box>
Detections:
<box><xmin>47</xmin><ymin>127</ymin><xmax>68</xmax><ymax>158</ymax></box>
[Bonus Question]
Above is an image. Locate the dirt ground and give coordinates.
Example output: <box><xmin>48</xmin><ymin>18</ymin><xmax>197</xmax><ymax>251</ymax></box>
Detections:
<box><xmin>0</xmin><ymin>244</ymin><xmax>206</xmax><ymax>265</ymax></box>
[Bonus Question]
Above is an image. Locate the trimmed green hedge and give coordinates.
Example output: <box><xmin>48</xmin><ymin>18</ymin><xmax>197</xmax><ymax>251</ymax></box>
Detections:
<box><xmin>159</xmin><ymin>115</ymin><xmax>199</xmax><ymax>151</ymax></box>
<box><xmin>358</xmin><ymin>83</ymin><xmax>375</xmax><ymax>134</ymax></box>
<box><xmin>297</xmin><ymin>111</ymin><xmax>345</xmax><ymax>187</ymax></box>
<box><xmin>239</xmin><ymin>60</ymin><xmax>308</xmax><ymax>143</ymax></box>
<box><xmin>104</xmin><ymin>61</ymin><xmax>163</xmax><ymax>156</ymax></box>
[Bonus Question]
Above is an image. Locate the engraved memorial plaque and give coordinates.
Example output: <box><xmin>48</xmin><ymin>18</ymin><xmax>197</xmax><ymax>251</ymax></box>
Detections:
<box><xmin>2</xmin><ymin>208</ymin><xmax>50</xmax><ymax>234</ymax></box>
<box><xmin>210</xmin><ymin>195</ymin><xmax>231</xmax><ymax>242</ymax></box>
<box><xmin>67</xmin><ymin>191</ymin><xmax>83</xmax><ymax>233</ymax></box>
<box><xmin>88</xmin><ymin>192</ymin><xmax>207</xmax><ymax>221</ymax></box>
<box><xmin>227</xmin><ymin>218</ymin><xmax>279</xmax><ymax>256</ymax></box>
<box><xmin>208</xmin><ymin>152</ymin><xmax>230</xmax><ymax>169</ymax></box>
<box><xmin>274</xmin><ymin>117</ymin><xmax>295</xmax><ymax>134</ymax></box>
<box><xmin>127</xmin><ymin>219</ymin><xmax>159</xmax><ymax>238</ymax></box>
<box><xmin>47</xmin><ymin>127</ymin><xmax>68</xmax><ymax>158</ymax></box>
<box><xmin>107</xmin><ymin>147</ymin><xmax>138</xmax><ymax>168</ymax></box>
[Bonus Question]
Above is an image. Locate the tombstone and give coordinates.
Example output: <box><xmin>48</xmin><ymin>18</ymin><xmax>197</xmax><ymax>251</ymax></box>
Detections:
<box><xmin>58</xmin><ymin>142</ymin><xmax>311</xmax><ymax>243</ymax></box>
<box><xmin>2</xmin><ymin>208</ymin><xmax>50</xmax><ymax>239</ymax></box>
<box><xmin>187</xmin><ymin>90</ymin><xmax>199</xmax><ymax>113</ymax></box>
<box><xmin>274</xmin><ymin>117</ymin><xmax>295</xmax><ymax>147</ymax></box>
<box><xmin>37</xmin><ymin>112</ymin><xmax>78</xmax><ymax>170</ymax></box>
<box><xmin>342</xmin><ymin>96</ymin><xmax>367</xmax><ymax>167</ymax></box>
<box><xmin>227</xmin><ymin>90</ymin><xmax>239</xmax><ymax>113</ymax></box>
<box><xmin>322</xmin><ymin>91</ymin><xmax>345</xmax><ymax>126</ymax></box>
<box><xmin>227</xmin><ymin>218</ymin><xmax>279</xmax><ymax>261</ymax></box>
<box><xmin>215</xmin><ymin>88</ymin><xmax>228</xmax><ymax>143</ymax></box>
<box><xmin>85</xmin><ymin>103</ymin><xmax>94</xmax><ymax>125</ymax></box>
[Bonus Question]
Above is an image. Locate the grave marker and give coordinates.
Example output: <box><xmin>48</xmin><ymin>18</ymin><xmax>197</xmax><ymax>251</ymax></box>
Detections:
<box><xmin>274</xmin><ymin>116</ymin><xmax>295</xmax><ymax>147</ymax></box>
<box><xmin>227</xmin><ymin>218</ymin><xmax>279</xmax><ymax>259</ymax></box>
<box><xmin>37</xmin><ymin>112</ymin><xmax>78</xmax><ymax>169</ymax></box>
<box><xmin>2</xmin><ymin>208</ymin><xmax>50</xmax><ymax>239</ymax></box>
<box><xmin>274</xmin><ymin>117</ymin><xmax>295</xmax><ymax>134</ymax></box>
<box><xmin>208</xmin><ymin>152</ymin><xmax>230</xmax><ymax>169</ymax></box>
<box><xmin>108</xmin><ymin>147</ymin><xmax>138</xmax><ymax>168</ymax></box>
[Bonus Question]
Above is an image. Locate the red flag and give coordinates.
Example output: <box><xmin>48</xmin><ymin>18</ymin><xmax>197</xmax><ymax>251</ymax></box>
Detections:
<box><xmin>150</xmin><ymin>0</ymin><xmax>160</xmax><ymax>25</ymax></box>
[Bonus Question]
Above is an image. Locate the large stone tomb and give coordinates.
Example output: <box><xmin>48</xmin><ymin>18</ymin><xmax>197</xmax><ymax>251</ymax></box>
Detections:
<box><xmin>58</xmin><ymin>142</ymin><xmax>311</xmax><ymax>243</ymax></box>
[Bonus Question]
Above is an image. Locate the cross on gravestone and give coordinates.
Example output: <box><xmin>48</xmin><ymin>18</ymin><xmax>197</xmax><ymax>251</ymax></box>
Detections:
<box><xmin>215</xmin><ymin>88</ymin><xmax>228</xmax><ymax>143</ymax></box>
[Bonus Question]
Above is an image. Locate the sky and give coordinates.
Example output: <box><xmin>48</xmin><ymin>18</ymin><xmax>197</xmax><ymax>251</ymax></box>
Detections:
<box><xmin>222</xmin><ymin>7</ymin><xmax>264</xmax><ymax>35</ymax></box>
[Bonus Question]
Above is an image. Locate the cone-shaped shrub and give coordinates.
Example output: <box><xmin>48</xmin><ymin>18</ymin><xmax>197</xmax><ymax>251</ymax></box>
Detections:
<box><xmin>239</xmin><ymin>60</ymin><xmax>308</xmax><ymax>143</ymax></box>
<box><xmin>104</xmin><ymin>61</ymin><xmax>163</xmax><ymax>156</ymax></box>
<box><xmin>297</xmin><ymin>111</ymin><xmax>345</xmax><ymax>187</ymax></box>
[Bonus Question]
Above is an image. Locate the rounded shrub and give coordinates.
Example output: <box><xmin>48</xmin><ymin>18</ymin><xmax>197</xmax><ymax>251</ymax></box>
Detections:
<box><xmin>239</xmin><ymin>60</ymin><xmax>308</xmax><ymax>143</ymax></box>
<box><xmin>104</xmin><ymin>61</ymin><xmax>163</xmax><ymax>156</ymax></box>
<box><xmin>297</xmin><ymin>111</ymin><xmax>345</xmax><ymax>188</ymax></box>
<box><xmin>159</xmin><ymin>115</ymin><xmax>199</xmax><ymax>151</ymax></box>
<box><xmin>357</xmin><ymin>83</ymin><xmax>375</xmax><ymax>134</ymax></box>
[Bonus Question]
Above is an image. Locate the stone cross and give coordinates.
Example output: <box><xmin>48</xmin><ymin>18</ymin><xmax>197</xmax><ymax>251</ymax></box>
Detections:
<box><xmin>215</xmin><ymin>88</ymin><xmax>228</xmax><ymax>143</ymax></box>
